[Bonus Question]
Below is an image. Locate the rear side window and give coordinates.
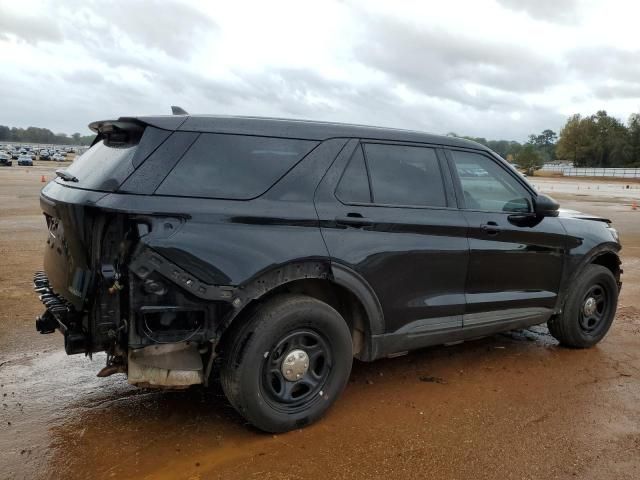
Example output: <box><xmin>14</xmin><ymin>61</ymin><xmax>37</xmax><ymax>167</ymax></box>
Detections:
<box><xmin>363</xmin><ymin>143</ymin><xmax>447</xmax><ymax>207</ymax></box>
<box><xmin>156</xmin><ymin>134</ymin><xmax>318</xmax><ymax>199</ymax></box>
<box><xmin>336</xmin><ymin>145</ymin><xmax>371</xmax><ymax>203</ymax></box>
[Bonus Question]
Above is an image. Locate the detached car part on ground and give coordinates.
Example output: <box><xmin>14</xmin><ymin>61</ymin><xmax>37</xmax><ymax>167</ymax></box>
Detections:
<box><xmin>35</xmin><ymin>112</ymin><xmax>622</xmax><ymax>432</ymax></box>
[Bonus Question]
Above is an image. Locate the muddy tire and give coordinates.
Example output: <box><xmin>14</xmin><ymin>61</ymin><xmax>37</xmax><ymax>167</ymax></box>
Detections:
<box><xmin>548</xmin><ymin>264</ymin><xmax>618</xmax><ymax>348</ymax></box>
<box><xmin>220</xmin><ymin>294</ymin><xmax>353</xmax><ymax>433</ymax></box>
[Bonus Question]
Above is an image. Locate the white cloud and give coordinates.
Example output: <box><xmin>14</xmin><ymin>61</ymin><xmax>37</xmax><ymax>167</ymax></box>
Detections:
<box><xmin>0</xmin><ymin>0</ymin><xmax>638</xmax><ymax>140</ymax></box>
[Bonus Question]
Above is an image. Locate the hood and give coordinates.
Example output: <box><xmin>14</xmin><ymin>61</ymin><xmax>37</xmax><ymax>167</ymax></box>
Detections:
<box><xmin>557</xmin><ymin>208</ymin><xmax>611</xmax><ymax>224</ymax></box>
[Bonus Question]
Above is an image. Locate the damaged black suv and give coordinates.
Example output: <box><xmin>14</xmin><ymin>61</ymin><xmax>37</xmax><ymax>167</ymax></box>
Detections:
<box><xmin>35</xmin><ymin>113</ymin><xmax>622</xmax><ymax>432</ymax></box>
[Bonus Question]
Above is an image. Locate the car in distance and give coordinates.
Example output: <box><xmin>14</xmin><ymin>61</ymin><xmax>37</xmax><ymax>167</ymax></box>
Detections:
<box><xmin>17</xmin><ymin>154</ymin><xmax>33</xmax><ymax>166</ymax></box>
<box><xmin>0</xmin><ymin>152</ymin><xmax>12</xmax><ymax>166</ymax></box>
<box><xmin>35</xmin><ymin>113</ymin><xmax>622</xmax><ymax>433</ymax></box>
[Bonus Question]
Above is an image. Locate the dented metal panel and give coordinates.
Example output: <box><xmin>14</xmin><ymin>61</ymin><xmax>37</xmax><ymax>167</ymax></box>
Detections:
<box><xmin>127</xmin><ymin>342</ymin><xmax>203</xmax><ymax>388</ymax></box>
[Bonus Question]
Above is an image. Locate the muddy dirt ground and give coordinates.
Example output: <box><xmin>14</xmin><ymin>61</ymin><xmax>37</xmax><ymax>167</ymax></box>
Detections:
<box><xmin>1</xmin><ymin>166</ymin><xmax>639</xmax><ymax>480</ymax></box>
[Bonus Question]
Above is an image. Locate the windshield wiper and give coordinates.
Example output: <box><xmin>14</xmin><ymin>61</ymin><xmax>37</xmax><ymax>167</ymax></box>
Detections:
<box><xmin>55</xmin><ymin>169</ymin><xmax>79</xmax><ymax>182</ymax></box>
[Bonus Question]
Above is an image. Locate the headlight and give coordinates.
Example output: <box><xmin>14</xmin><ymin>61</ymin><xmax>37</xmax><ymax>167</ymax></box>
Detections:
<box><xmin>607</xmin><ymin>226</ymin><xmax>619</xmax><ymax>243</ymax></box>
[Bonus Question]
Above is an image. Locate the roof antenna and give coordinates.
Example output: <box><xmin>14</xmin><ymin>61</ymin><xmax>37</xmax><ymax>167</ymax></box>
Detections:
<box><xmin>171</xmin><ymin>105</ymin><xmax>189</xmax><ymax>115</ymax></box>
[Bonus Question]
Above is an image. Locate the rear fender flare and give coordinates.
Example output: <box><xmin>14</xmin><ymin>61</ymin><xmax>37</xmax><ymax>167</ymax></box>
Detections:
<box><xmin>221</xmin><ymin>261</ymin><xmax>385</xmax><ymax>359</ymax></box>
<box><xmin>222</xmin><ymin>260</ymin><xmax>333</xmax><ymax>328</ymax></box>
<box><xmin>329</xmin><ymin>262</ymin><xmax>385</xmax><ymax>337</ymax></box>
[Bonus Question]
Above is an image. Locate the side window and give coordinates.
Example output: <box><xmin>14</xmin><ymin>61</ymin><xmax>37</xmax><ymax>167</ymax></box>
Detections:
<box><xmin>450</xmin><ymin>150</ymin><xmax>531</xmax><ymax>213</ymax></box>
<box><xmin>335</xmin><ymin>145</ymin><xmax>371</xmax><ymax>203</ymax></box>
<box><xmin>363</xmin><ymin>143</ymin><xmax>447</xmax><ymax>207</ymax></box>
<box><xmin>156</xmin><ymin>134</ymin><xmax>318</xmax><ymax>199</ymax></box>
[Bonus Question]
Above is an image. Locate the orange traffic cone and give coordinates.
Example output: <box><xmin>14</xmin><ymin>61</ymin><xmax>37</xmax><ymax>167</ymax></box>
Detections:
<box><xmin>40</xmin><ymin>175</ymin><xmax>46</xmax><ymax>183</ymax></box>
<box><xmin>633</xmin><ymin>200</ymin><xmax>638</xmax><ymax>211</ymax></box>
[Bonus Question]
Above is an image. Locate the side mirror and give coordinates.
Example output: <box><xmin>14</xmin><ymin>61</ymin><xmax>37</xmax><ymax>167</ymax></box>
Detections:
<box><xmin>534</xmin><ymin>193</ymin><xmax>559</xmax><ymax>217</ymax></box>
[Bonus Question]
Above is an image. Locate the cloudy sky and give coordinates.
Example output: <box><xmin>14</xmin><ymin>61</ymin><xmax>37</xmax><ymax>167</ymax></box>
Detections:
<box><xmin>0</xmin><ymin>0</ymin><xmax>639</xmax><ymax>140</ymax></box>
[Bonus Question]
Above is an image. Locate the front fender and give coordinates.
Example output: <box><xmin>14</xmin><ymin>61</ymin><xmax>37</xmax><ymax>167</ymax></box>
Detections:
<box><xmin>557</xmin><ymin>242</ymin><xmax>621</xmax><ymax>313</ymax></box>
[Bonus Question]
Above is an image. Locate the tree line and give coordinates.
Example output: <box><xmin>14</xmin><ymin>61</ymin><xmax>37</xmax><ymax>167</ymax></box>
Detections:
<box><xmin>0</xmin><ymin>125</ymin><xmax>94</xmax><ymax>146</ymax></box>
<box><xmin>449</xmin><ymin>110</ymin><xmax>640</xmax><ymax>174</ymax></box>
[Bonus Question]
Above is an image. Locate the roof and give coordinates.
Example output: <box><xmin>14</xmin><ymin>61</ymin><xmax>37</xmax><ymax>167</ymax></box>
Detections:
<box><xmin>114</xmin><ymin>114</ymin><xmax>488</xmax><ymax>151</ymax></box>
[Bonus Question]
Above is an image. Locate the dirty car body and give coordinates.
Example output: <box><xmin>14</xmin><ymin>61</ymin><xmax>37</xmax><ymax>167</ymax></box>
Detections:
<box><xmin>35</xmin><ymin>114</ymin><xmax>622</xmax><ymax>432</ymax></box>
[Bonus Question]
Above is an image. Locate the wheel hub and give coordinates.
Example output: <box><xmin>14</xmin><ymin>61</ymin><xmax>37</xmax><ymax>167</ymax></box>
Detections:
<box><xmin>583</xmin><ymin>297</ymin><xmax>597</xmax><ymax>316</ymax></box>
<box><xmin>281</xmin><ymin>349</ymin><xmax>309</xmax><ymax>381</ymax></box>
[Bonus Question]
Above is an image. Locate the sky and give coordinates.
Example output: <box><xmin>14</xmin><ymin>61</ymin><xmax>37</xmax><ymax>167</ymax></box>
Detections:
<box><xmin>0</xmin><ymin>0</ymin><xmax>639</xmax><ymax>141</ymax></box>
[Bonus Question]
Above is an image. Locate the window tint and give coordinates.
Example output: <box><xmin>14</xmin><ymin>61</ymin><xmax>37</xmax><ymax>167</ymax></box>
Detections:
<box><xmin>363</xmin><ymin>144</ymin><xmax>446</xmax><ymax>207</ymax></box>
<box><xmin>63</xmin><ymin>141</ymin><xmax>137</xmax><ymax>191</ymax></box>
<box><xmin>335</xmin><ymin>146</ymin><xmax>371</xmax><ymax>203</ymax></box>
<box><xmin>450</xmin><ymin>150</ymin><xmax>531</xmax><ymax>213</ymax></box>
<box><xmin>156</xmin><ymin>134</ymin><xmax>318</xmax><ymax>199</ymax></box>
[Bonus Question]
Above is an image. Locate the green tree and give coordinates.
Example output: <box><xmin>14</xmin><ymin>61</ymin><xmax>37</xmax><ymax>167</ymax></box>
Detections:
<box><xmin>449</xmin><ymin>134</ymin><xmax>523</xmax><ymax>160</ymax></box>
<box><xmin>0</xmin><ymin>124</ymin><xmax>94</xmax><ymax>145</ymax></box>
<box><xmin>526</xmin><ymin>129</ymin><xmax>557</xmax><ymax>162</ymax></box>
<box><xmin>628</xmin><ymin>113</ymin><xmax>640</xmax><ymax>167</ymax></box>
<box><xmin>557</xmin><ymin>111</ymin><xmax>631</xmax><ymax>167</ymax></box>
<box><xmin>591</xmin><ymin>110</ymin><xmax>629</xmax><ymax>167</ymax></box>
<box><xmin>556</xmin><ymin>114</ymin><xmax>596</xmax><ymax>166</ymax></box>
<box><xmin>516</xmin><ymin>144</ymin><xmax>543</xmax><ymax>175</ymax></box>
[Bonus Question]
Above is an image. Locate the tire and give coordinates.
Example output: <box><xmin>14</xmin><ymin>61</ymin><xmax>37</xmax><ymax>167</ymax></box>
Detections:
<box><xmin>548</xmin><ymin>264</ymin><xmax>618</xmax><ymax>348</ymax></box>
<box><xmin>220</xmin><ymin>294</ymin><xmax>353</xmax><ymax>433</ymax></box>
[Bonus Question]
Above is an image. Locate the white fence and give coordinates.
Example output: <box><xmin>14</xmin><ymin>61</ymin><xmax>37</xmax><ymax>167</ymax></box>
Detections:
<box><xmin>540</xmin><ymin>164</ymin><xmax>640</xmax><ymax>178</ymax></box>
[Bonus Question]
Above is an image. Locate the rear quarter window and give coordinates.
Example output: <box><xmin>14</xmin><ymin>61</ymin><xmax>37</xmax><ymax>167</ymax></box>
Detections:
<box><xmin>155</xmin><ymin>134</ymin><xmax>318</xmax><ymax>199</ymax></box>
<box><xmin>58</xmin><ymin>126</ymin><xmax>169</xmax><ymax>192</ymax></box>
<box><xmin>62</xmin><ymin>141</ymin><xmax>137</xmax><ymax>191</ymax></box>
<box><xmin>335</xmin><ymin>145</ymin><xmax>371</xmax><ymax>204</ymax></box>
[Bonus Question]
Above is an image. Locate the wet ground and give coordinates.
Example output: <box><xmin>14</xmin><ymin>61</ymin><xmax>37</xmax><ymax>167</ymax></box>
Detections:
<box><xmin>1</xmin><ymin>166</ymin><xmax>639</xmax><ymax>479</ymax></box>
<box><xmin>530</xmin><ymin>176</ymin><xmax>640</xmax><ymax>201</ymax></box>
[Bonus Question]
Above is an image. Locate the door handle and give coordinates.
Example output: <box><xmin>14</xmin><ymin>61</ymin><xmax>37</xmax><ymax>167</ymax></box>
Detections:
<box><xmin>335</xmin><ymin>214</ymin><xmax>373</xmax><ymax>228</ymax></box>
<box><xmin>480</xmin><ymin>222</ymin><xmax>501</xmax><ymax>235</ymax></box>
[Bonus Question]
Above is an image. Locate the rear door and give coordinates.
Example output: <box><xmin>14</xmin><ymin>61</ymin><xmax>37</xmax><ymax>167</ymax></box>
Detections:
<box><xmin>445</xmin><ymin>148</ymin><xmax>566</xmax><ymax>328</ymax></box>
<box><xmin>315</xmin><ymin>140</ymin><xmax>469</xmax><ymax>337</ymax></box>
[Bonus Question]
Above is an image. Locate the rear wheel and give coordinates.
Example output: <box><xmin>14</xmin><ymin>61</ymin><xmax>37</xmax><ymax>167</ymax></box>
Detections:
<box><xmin>548</xmin><ymin>264</ymin><xmax>618</xmax><ymax>348</ymax></box>
<box><xmin>220</xmin><ymin>294</ymin><xmax>353</xmax><ymax>432</ymax></box>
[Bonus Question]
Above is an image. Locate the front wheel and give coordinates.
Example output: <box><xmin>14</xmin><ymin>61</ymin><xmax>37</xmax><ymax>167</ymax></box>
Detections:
<box><xmin>220</xmin><ymin>294</ymin><xmax>353</xmax><ymax>433</ymax></box>
<box><xmin>548</xmin><ymin>264</ymin><xmax>618</xmax><ymax>348</ymax></box>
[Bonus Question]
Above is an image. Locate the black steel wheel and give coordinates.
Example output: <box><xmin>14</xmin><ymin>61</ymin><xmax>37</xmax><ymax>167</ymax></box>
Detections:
<box><xmin>220</xmin><ymin>294</ymin><xmax>353</xmax><ymax>433</ymax></box>
<box><xmin>261</xmin><ymin>329</ymin><xmax>332</xmax><ymax>412</ymax></box>
<box><xmin>578</xmin><ymin>284</ymin><xmax>610</xmax><ymax>333</ymax></box>
<box><xmin>548</xmin><ymin>264</ymin><xmax>618</xmax><ymax>348</ymax></box>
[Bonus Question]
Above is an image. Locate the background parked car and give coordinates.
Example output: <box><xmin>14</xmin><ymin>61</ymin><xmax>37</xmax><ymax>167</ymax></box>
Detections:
<box><xmin>52</xmin><ymin>153</ymin><xmax>65</xmax><ymax>162</ymax></box>
<box><xmin>0</xmin><ymin>152</ymin><xmax>12</xmax><ymax>166</ymax></box>
<box><xmin>17</xmin><ymin>154</ymin><xmax>33</xmax><ymax>166</ymax></box>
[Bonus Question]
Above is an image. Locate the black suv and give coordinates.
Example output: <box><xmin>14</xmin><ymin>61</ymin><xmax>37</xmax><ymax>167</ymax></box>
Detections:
<box><xmin>35</xmin><ymin>114</ymin><xmax>621</xmax><ymax>432</ymax></box>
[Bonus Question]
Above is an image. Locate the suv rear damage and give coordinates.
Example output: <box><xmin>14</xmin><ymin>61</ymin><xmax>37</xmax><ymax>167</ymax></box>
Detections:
<box><xmin>35</xmin><ymin>117</ymin><xmax>233</xmax><ymax>388</ymax></box>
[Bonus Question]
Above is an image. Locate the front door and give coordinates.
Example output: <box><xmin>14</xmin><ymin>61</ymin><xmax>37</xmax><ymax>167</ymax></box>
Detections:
<box><xmin>445</xmin><ymin>148</ymin><xmax>566</xmax><ymax>329</ymax></box>
<box><xmin>315</xmin><ymin>140</ymin><xmax>469</xmax><ymax>337</ymax></box>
